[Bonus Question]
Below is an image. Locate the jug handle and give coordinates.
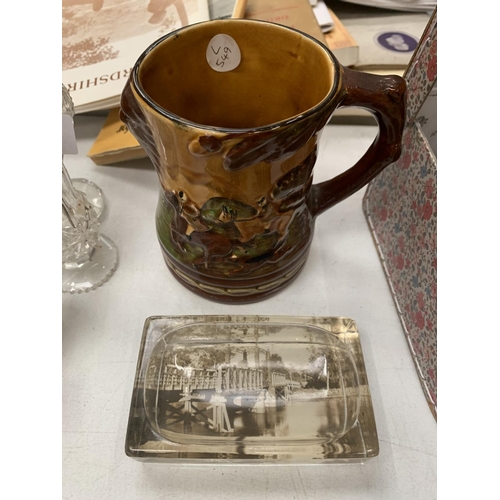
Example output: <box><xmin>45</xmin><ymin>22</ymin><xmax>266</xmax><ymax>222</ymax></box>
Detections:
<box><xmin>310</xmin><ymin>67</ymin><xmax>406</xmax><ymax>217</ymax></box>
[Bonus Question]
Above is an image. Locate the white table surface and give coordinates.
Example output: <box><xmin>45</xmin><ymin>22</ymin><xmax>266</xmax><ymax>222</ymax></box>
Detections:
<box><xmin>62</xmin><ymin>115</ymin><xmax>437</xmax><ymax>500</ymax></box>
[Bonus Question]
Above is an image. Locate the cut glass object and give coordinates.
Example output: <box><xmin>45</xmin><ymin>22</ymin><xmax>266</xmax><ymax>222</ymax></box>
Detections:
<box><xmin>62</xmin><ymin>84</ymin><xmax>104</xmax><ymax>218</ymax></box>
<box><xmin>72</xmin><ymin>178</ymin><xmax>105</xmax><ymax>219</ymax></box>
<box><xmin>125</xmin><ymin>315</ymin><xmax>379</xmax><ymax>463</ymax></box>
<box><xmin>62</xmin><ymin>163</ymin><xmax>118</xmax><ymax>293</ymax></box>
<box><xmin>62</xmin><ymin>84</ymin><xmax>117</xmax><ymax>293</ymax></box>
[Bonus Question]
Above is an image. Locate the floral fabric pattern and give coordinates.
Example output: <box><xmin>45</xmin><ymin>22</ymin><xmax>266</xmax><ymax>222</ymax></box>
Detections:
<box><xmin>363</xmin><ymin>10</ymin><xmax>437</xmax><ymax>418</ymax></box>
<box><xmin>405</xmin><ymin>14</ymin><xmax>438</xmax><ymax>123</ymax></box>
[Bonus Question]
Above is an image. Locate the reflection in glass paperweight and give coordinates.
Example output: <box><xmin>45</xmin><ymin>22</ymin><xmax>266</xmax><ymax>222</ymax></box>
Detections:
<box><xmin>126</xmin><ymin>315</ymin><xmax>379</xmax><ymax>463</ymax></box>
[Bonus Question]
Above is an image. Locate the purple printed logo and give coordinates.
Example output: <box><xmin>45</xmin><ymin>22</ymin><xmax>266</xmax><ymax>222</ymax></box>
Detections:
<box><xmin>376</xmin><ymin>32</ymin><xmax>418</xmax><ymax>52</ymax></box>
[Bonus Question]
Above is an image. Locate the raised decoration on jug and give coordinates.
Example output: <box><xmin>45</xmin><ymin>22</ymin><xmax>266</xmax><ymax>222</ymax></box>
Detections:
<box><xmin>156</xmin><ymin>149</ymin><xmax>317</xmax><ymax>278</ymax></box>
<box><xmin>120</xmin><ymin>19</ymin><xmax>406</xmax><ymax>303</ymax></box>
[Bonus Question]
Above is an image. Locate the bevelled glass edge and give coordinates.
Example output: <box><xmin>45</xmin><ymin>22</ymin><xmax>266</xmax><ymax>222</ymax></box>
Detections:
<box><xmin>125</xmin><ymin>315</ymin><xmax>378</xmax><ymax>463</ymax></box>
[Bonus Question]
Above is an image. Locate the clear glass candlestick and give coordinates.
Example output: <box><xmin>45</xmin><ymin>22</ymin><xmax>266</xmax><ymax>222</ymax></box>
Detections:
<box><xmin>62</xmin><ymin>84</ymin><xmax>104</xmax><ymax>219</ymax></box>
<box><xmin>62</xmin><ymin>85</ymin><xmax>117</xmax><ymax>293</ymax></box>
<box><xmin>71</xmin><ymin>177</ymin><xmax>105</xmax><ymax>219</ymax></box>
<box><xmin>62</xmin><ymin>162</ymin><xmax>118</xmax><ymax>293</ymax></box>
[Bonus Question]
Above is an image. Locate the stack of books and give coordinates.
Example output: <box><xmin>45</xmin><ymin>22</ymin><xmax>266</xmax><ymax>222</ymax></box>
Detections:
<box><xmin>85</xmin><ymin>0</ymin><xmax>361</xmax><ymax>164</ymax></box>
<box><xmin>330</xmin><ymin>1</ymin><xmax>431</xmax><ymax>76</ymax></box>
<box><xmin>62</xmin><ymin>0</ymin><xmax>211</xmax><ymax>114</ymax></box>
<box><xmin>68</xmin><ymin>0</ymin><xmax>431</xmax><ymax>164</ymax></box>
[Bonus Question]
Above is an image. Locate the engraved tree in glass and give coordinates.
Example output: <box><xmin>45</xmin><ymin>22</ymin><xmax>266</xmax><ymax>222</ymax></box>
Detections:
<box><xmin>62</xmin><ymin>85</ymin><xmax>118</xmax><ymax>293</ymax></box>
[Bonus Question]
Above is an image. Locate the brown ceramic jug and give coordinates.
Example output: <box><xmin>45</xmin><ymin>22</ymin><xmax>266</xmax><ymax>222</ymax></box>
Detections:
<box><xmin>120</xmin><ymin>19</ymin><xmax>406</xmax><ymax>303</ymax></box>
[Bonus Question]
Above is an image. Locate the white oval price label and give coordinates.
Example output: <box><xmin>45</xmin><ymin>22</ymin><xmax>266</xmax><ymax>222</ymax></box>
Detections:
<box><xmin>206</xmin><ymin>34</ymin><xmax>241</xmax><ymax>73</ymax></box>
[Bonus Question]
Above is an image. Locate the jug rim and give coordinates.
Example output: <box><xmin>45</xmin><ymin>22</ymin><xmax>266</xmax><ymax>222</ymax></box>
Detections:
<box><xmin>129</xmin><ymin>18</ymin><xmax>341</xmax><ymax>133</ymax></box>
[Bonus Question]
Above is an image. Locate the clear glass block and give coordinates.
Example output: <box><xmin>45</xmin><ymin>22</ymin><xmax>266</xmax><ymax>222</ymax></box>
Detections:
<box><xmin>125</xmin><ymin>315</ymin><xmax>379</xmax><ymax>463</ymax></box>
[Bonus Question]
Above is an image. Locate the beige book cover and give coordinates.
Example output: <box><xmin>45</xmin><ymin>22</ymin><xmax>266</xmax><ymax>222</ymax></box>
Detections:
<box><xmin>87</xmin><ymin>108</ymin><xmax>146</xmax><ymax>164</ymax></box>
<box><xmin>323</xmin><ymin>8</ymin><xmax>359</xmax><ymax>67</ymax></box>
<box><xmin>63</xmin><ymin>0</ymin><xmax>210</xmax><ymax>114</ymax></box>
<box><xmin>245</xmin><ymin>0</ymin><xmax>326</xmax><ymax>43</ymax></box>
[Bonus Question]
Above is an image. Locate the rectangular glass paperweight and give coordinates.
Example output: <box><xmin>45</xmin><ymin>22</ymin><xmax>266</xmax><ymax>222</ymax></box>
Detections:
<box><xmin>125</xmin><ymin>315</ymin><xmax>379</xmax><ymax>463</ymax></box>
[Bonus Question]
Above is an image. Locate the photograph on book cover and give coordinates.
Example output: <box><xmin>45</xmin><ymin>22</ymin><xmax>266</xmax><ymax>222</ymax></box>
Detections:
<box><xmin>62</xmin><ymin>0</ymin><xmax>210</xmax><ymax>113</ymax></box>
<box><xmin>363</xmin><ymin>10</ymin><xmax>437</xmax><ymax>418</ymax></box>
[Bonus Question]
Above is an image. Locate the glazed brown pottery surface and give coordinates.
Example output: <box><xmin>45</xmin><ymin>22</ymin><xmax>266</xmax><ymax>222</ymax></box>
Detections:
<box><xmin>120</xmin><ymin>19</ymin><xmax>406</xmax><ymax>303</ymax></box>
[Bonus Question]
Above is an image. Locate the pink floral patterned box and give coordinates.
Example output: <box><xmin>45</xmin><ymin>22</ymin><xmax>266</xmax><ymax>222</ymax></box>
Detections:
<box><xmin>363</xmin><ymin>10</ymin><xmax>437</xmax><ymax>418</ymax></box>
